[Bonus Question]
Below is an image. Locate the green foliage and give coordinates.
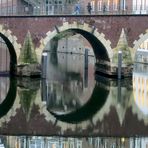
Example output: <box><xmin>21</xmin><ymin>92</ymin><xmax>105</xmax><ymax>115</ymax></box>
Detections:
<box><xmin>112</xmin><ymin>29</ymin><xmax>132</xmax><ymax>65</ymax></box>
<box><xmin>53</xmin><ymin>30</ymin><xmax>75</xmax><ymax>40</ymax></box>
<box><xmin>18</xmin><ymin>31</ymin><xmax>38</xmax><ymax>64</ymax></box>
<box><xmin>18</xmin><ymin>88</ymin><xmax>37</xmax><ymax>121</ymax></box>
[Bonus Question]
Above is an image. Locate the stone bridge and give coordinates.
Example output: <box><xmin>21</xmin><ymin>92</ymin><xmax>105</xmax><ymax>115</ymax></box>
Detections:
<box><xmin>0</xmin><ymin>15</ymin><xmax>148</xmax><ymax>77</ymax></box>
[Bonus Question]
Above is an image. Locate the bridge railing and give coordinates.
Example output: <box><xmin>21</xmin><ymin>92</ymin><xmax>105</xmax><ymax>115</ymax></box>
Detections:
<box><xmin>0</xmin><ymin>4</ymin><xmax>148</xmax><ymax>16</ymax></box>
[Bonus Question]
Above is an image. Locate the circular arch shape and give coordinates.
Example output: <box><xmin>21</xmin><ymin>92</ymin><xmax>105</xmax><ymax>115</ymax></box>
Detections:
<box><xmin>0</xmin><ymin>26</ymin><xmax>21</xmax><ymax>75</ymax></box>
<box><xmin>0</xmin><ymin>77</ymin><xmax>21</xmax><ymax>127</ymax></box>
<box><xmin>35</xmin><ymin>76</ymin><xmax>112</xmax><ymax>131</ymax></box>
<box><xmin>0</xmin><ymin>78</ymin><xmax>17</xmax><ymax>118</ymax></box>
<box><xmin>36</xmin><ymin>21</ymin><xmax>113</xmax><ymax>62</ymax></box>
<box><xmin>49</xmin><ymin>82</ymin><xmax>108</xmax><ymax>123</ymax></box>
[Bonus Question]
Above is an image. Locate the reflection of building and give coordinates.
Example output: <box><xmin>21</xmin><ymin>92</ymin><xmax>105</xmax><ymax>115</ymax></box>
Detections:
<box><xmin>6</xmin><ymin>136</ymin><xmax>83</xmax><ymax>148</ymax></box>
<box><xmin>0</xmin><ymin>38</ymin><xmax>10</xmax><ymax>74</ymax></box>
<box><xmin>44</xmin><ymin>53</ymin><xmax>95</xmax><ymax>113</ymax></box>
<box><xmin>130</xmin><ymin>138</ymin><xmax>148</xmax><ymax>148</ymax></box>
<box><xmin>4</xmin><ymin>135</ymin><xmax>148</xmax><ymax>148</ymax></box>
<box><xmin>133</xmin><ymin>64</ymin><xmax>148</xmax><ymax>115</ymax></box>
<box><xmin>45</xmin><ymin>80</ymin><xmax>84</xmax><ymax>113</ymax></box>
<box><xmin>57</xmin><ymin>35</ymin><xmax>94</xmax><ymax>56</ymax></box>
<box><xmin>43</xmin><ymin>42</ymin><xmax>95</xmax><ymax>113</ymax></box>
<box><xmin>4</xmin><ymin>136</ymin><xmax>130</xmax><ymax>148</ymax></box>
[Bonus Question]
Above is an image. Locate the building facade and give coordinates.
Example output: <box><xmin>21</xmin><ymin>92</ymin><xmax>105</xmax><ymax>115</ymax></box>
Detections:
<box><xmin>132</xmin><ymin>0</ymin><xmax>148</xmax><ymax>14</ymax></box>
<box><xmin>0</xmin><ymin>0</ymin><xmax>147</xmax><ymax>15</ymax></box>
<box><xmin>0</xmin><ymin>0</ymin><xmax>29</xmax><ymax>15</ymax></box>
<box><xmin>90</xmin><ymin>0</ymin><xmax>132</xmax><ymax>14</ymax></box>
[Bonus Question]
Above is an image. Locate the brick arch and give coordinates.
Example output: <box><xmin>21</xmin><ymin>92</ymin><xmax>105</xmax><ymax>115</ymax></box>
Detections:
<box><xmin>0</xmin><ymin>25</ymin><xmax>21</xmax><ymax>74</ymax></box>
<box><xmin>133</xmin><ymin>30</ymin><xmax>148</xmax><ymax>60</ymax></box>
<box><xmin>36</xmin><ymin>21</ymin><xmax>113</xmax><ymax>62</ymax></box>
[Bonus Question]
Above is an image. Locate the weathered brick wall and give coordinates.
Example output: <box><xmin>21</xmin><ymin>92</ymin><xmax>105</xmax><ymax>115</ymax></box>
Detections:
<box><xmin>0</xmin><ymin>15</ymin><xmax>147</xmax><ymax>49</ymax></box>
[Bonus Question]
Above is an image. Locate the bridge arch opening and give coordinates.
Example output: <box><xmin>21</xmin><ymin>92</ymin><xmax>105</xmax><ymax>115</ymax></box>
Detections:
<box><xmin>133</xmin><ymin>31</ymin><xmax>148</xmax><ymax>64</ymax></box>
<box><xmin>44</xmin><ymin>29</ymin><xmax>110</xmax><ymax>62</ymax></box>
<box><xmin>0</xmin><ymin>33</ymin><xmax>17</xmax><ymax>75</ymax></box>
<box><xmin>61</xmin><ymin>28</ymin><xmax>110</xmax><ymax>61</ymax></box>
<box><xmin>37</xmin><ymin>22</ymin><xmax>112</xmax><ymax>63</ymax></box>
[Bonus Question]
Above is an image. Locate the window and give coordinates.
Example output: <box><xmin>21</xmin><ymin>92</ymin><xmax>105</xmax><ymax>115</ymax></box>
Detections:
<box><xmin>97</xmin><ymin>0</ymin><xmax>102</xmax><ymax>11</ymax></box>
<box><xmin>107</xmin><ymin>0</ymin><xmax>110</xmax><ymax>11</ymax></box>
<box><xmin>113</xmin><ymin>0</ymin><xmax>118</xmax><ymax>10</ymax></box>
<box><xmin>91</xmin><ymin>1</ymin><xmax>95</xmax><ymax>11</ymax></box>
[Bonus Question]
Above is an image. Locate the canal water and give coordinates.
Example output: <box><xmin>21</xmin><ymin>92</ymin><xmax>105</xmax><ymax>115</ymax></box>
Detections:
<box><xmin>0</xmin><ymin>51</ymin><xmax>148</xmax><ymax>147</ymax></box>
<box><xmin>0</xmin><ymin>34</ymin><xmax>148</xmax><ymax>147</ymax></box>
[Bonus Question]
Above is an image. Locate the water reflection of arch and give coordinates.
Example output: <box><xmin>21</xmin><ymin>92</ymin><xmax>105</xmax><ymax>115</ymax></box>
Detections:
<box><xmin>132</xmin><ymin>63</ymin><xmax>148</xmax><ymax>125</ymax></box>
<box><xmin>0</xmin><ymin>77</ymin><xmax>17</xmax><ymax>120</ymax></box>
<box><xmin>49</xmin><ymin>82</ymin><xmax>109</xmax><ymax>123</ymax></box>
<box><xmin>37</xmin><ymin>75</ymin><xmax>117</xmax><ymax>131</ymax></box>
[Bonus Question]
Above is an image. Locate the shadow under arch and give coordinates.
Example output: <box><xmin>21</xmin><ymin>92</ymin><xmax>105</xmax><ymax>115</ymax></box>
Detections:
<box><xmin>0</xmin><ymin>77</ymin><xmax>17</xmax><ymax>118</ymax></box>
<box><xmin>49</xmin><ymin>82</ymin><xmax>109</xmax><ymax>123</ymax></box>
<box><xmin>49</xmin><ymin>29</ymin><xmax>110</xmax><ymax>62</ymax></box>
<box><xmin>0</xmin><ymin>33</ymin><xmax>17</xmax><ymax>75</ymax></box>
<box><xmin>70</xmin><ymin>28</ymin><xmax>110</xmax><ymax>61</ymax></box>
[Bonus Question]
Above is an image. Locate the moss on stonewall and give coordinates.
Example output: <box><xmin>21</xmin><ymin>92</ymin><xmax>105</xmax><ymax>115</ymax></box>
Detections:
<box><xmin>18</xmin><ymin>31</ymin><xmax>38</xmax><ymax>64</ymax></box>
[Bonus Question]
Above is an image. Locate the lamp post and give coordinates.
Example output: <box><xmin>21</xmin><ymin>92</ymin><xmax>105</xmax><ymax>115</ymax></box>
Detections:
<box><xmin>118</xmin><ymin>50</ymin><xmax>122</xmax><ymax>79</ymax></box>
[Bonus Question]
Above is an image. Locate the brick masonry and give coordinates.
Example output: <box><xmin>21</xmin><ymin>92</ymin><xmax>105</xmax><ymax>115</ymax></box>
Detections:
<box><xmin>0</xmin><ymin>15</ymin><xmax>147</xmax><ymax>49</ymax></box>
<box><xmin>0</xmin><ymin>15</ymin><xmax>148</xmax><ymax>76</ymax></box>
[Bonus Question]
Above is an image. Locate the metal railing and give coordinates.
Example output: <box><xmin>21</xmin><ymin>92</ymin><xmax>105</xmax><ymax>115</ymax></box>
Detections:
<box><xmin>0</xmin><ymin>4</ymin><xmax>148</xmax><ymax>16</ymax></box>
